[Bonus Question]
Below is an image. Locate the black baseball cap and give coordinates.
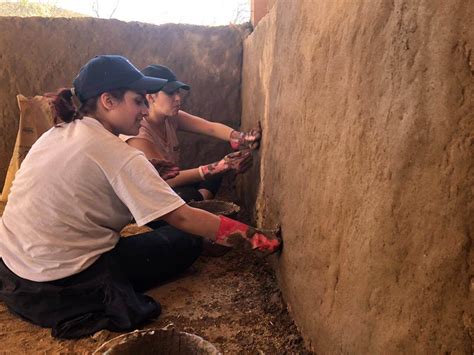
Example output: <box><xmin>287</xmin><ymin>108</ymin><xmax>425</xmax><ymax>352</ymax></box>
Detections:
<box><xmin>141</xmin><ymin>65</ymin><xmax>190</xmax><ymax>94</ymax></box>
<box><xmin>73</xmin><ymin>55</ymin><xmax>168</xmax><ymax>102</ymax></box>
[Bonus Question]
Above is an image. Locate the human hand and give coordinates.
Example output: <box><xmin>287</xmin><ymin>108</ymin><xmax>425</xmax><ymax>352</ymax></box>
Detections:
<box><xmin>230</xmin><ymin>122</ymin><xmax>262</xmax><ymax>150</ymax></box>
<box><xmin>247</xmin><ymin>227</ymin><xmax>282</xmax><ymax>255</ymax></box>
<box><xmin>199</xmin><ymin>149</ymin><xmax>252</xmax><ymax>180</ymax></box>
<box><xmin>214</xmin><ymin>216</ymin><xmax>282</xmax><ymax>256</ymax></box>
<box><xmin>149</xmin><ymin>158</ymin><xmax>180</xmax><ymax>180</ymax></box>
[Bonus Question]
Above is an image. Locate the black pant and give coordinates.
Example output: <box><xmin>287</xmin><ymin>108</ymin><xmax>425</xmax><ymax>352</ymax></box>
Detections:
<box><xmin>174</xmin><ymin>175</ymin><xmax>223</xmax><ymax>203</ymax></box>
<box><xmin>0</xmin><ymin>225</ymin><xmax>202</xmax><ymax>339</ymax></box>
<box><xmin>146</xmin><ymin>176</ymin><xmax>223</xmax><ymax>230</ymax></box>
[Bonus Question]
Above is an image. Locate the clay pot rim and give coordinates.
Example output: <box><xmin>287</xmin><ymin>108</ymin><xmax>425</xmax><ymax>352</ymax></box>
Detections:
<box><xmin>93</xmin><ymin>328</ymin><xmax>221</xmax><ymax>354</ymax></box>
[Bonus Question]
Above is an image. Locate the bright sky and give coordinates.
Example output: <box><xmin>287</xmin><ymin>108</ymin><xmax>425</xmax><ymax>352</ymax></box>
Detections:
<box><xmin>49</xmin><ymin>0</ymin><xmax>250</xmax><ymax>26</ymax></box>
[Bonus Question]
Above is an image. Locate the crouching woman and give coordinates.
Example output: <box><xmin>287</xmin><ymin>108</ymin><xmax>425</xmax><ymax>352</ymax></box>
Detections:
<box><xmin>0</xmin><ymin>55</ymin><xmax>281</xmax><ymax>339</ymax></box>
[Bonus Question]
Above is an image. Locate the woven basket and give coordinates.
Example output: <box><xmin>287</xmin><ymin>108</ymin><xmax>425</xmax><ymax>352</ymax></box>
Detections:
<box><xmin>93</xmin><ymin>329</ymin><xmax>221</xmax><ymax>355</ymax></box>
<box><xmin>188</xmin><ymin>200</ymin><xmax>240</xmax><ymax>216</ymax></box>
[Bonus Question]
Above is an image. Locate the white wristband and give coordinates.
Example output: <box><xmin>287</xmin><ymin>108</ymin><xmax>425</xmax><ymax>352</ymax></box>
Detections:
<box><xmin>198</xmin><ymin>166</ymin><xmax>206</xmax><ymax>181</ymax></box>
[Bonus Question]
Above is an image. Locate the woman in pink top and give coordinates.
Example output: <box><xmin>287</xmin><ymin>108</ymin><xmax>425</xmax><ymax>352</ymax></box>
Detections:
<box><xmin>126</xmin><ymin>65</ymin><xmax>262</xmax><ymax>202</ymax></box>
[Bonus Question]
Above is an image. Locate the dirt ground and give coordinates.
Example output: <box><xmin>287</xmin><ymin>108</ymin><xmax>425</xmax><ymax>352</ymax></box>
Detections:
<box><xmin>0</xmin><ymin>200</ymin><xmax>312</xmax><ymax>354</ymax></box>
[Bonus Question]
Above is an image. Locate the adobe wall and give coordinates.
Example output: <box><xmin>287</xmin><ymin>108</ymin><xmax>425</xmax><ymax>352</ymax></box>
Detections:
<box><xmin>240</xmin><ymin>0</ymin><xmax>473</xmax><ymax>353</ymax></box>
<box><xmin>0</xmin><ymin>18</ymin><xmax>249</xmax><ymax>186</ymax></box>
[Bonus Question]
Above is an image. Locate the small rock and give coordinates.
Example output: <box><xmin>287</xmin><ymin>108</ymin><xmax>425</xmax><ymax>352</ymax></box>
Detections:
<box><xmin>91</xmin><ymin>329</ymin><xmax>112</xmax><ymax>343</ymax></box>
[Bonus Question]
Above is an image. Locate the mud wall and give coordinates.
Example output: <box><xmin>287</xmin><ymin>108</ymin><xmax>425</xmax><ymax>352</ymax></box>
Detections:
<box><xmin>240</xmin><ymin>0</ymin><xmax>473</xmax><ymax>353</ymax></box>
<box><xmin>0</xmin><ymin>18</ymin><xmax>249</xmax><ymax>187</ymax></box>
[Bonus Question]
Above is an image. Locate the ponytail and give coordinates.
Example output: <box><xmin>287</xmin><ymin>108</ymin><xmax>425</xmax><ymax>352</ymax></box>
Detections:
<box><xmin>45</xmin><ymin>88</ymin><xmax>81</xmax><ymax>124</ymax></box>
<box><xmin>45</xmin><ymin>88</ymin><xmax>128</xmax><ymax>125</ymax></box>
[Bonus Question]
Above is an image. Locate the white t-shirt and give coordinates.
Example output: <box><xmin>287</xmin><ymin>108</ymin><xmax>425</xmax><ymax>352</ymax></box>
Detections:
<box><xmin>0</xmin><ymin>117</ymin><xmax>185</xmax><ymax>282</ymax></box>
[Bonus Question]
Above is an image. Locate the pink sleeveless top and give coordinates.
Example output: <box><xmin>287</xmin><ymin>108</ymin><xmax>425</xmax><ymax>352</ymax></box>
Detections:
<box><xmin>123</xmin><ymin>117</ymin><xmax>181</xmax><ymax>165</ymax></box>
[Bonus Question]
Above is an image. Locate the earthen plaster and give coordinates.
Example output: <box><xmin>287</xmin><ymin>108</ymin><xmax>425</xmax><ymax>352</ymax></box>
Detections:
<box><xmin>0</xmin><ymin>18</ymin><xmax>249</xmax><ymax>186</ymax></box>
<box><xmin>240</xmin><ymin>0</ymin><xmax>473</xmax><ymax>353</ymax></box>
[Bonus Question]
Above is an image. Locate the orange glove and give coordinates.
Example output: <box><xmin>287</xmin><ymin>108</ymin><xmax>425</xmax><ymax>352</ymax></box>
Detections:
<box><xmin>199</xmin><ymin>150</ymin><xmax>252</xmax><ymax>180</ymax></box>
<box><xmin>230</xmin><ymin>122</ymin><xmax>262</xmax><ymax>150</ymax></box>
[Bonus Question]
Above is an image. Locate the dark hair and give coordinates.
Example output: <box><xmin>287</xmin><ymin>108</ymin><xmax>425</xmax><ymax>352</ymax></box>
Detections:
<box><xmin>45</xmin><ymin>88</ymin><xmax>128</xmax><ymax>124</ymax></box>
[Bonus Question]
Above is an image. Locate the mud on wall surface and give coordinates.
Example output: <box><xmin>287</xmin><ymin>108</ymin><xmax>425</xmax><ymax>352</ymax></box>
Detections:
<box><xmin>239</xmin><ymin>0</ymin><xmax>473</xmax><ymax>353</ymax></box>
<box><xmin>0</xmin><ymin>18</ymin><xmax>249</xmax><ymax>186</ymax></box>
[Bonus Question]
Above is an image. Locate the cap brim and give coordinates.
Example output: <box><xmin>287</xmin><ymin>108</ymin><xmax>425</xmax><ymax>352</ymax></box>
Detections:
<box><xmin>129</xmin><ymin>76</ymin><xmax>168</xmax><ymax>94</ymax></box>
<box><xmin>162</xmin><ymin>81</ymin><xmax>191</xmax><ymax>94</ymax></box>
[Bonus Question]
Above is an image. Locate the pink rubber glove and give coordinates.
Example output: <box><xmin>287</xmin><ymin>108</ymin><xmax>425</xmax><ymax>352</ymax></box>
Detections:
<box><xmin>149</xmin><ymin>158</ymin><xmax>180</xmax><ymax>180</ymax></box>
<box><xmin>230</xmin><ymin>122</ymin><xmax>262</xmax><ymax>150</ymax></box>
<box><xmin>199</xmin><ymin>149</ymin><xmax>252</xmax><ymax>180</ymax></box>
<box><xmin>214</xmin><ymin>216</ymin><xmax>282</xmax><ymax>255</ymax></box>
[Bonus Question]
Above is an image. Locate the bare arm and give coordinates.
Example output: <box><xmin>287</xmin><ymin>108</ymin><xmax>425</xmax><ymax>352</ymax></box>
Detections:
<box><xmin>165</xmin><ymin>168</ymin><xmax>203</xmax><ymax>187</ymax></box>
<box><xmin>128</xmin><ymin>132</ymin><xmax>253</xmax><ymax>190</ymax></box>
<box><xmin>162</xmin><ymin>204</ymin><xmax>220</xmax><ymax>240</ymax></box>
<box><xmin>161</xmin><ymin>204</ymin><xmax>281</xmax><ymax>255</ymax></box>
<box><xmin>177</xmin><ymin>111</ymin><xmax>262</xmax><ymax>150</ymax></box>
<box><xmin>177</xmin><ymin>110</ymin><xmax>234</xmax><ymax>141</ymax></box>
<box><xmin>168</xmin><ymin>149</ymin><xmax>253</xmax><ymax>187</ymax></box>
<box><xmin>127</xmin><ymin>137</ymin><xmax>179</xmax><ymax>180</ymax></box>
<box><xmin>127</xmin><ymin>137</ymin><xmax>205</xmax><ymax>187</ymax></box>
<box><xmin>127</xmin><ymin>137</ymin><xmax>166</xmax><ymax>160</ymax></box>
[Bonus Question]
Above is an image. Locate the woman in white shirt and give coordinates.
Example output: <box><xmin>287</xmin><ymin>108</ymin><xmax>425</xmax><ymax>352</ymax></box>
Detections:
<box><xmin>0</xmin><ymin>55</ymin><xmax>281</xmax><ymax>339</ymax></box>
